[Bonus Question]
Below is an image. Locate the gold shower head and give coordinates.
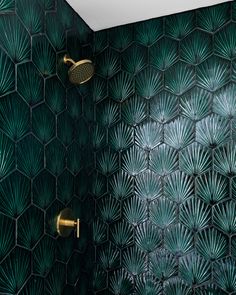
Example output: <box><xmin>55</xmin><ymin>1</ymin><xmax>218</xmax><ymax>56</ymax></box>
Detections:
<box><xmin>63</xmin><ymin>55</ymin><xmax>94</xmax><ymax>85</ymax></box>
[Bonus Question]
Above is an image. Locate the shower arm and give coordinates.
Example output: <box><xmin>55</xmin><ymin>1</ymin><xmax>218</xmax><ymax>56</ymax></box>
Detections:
<box><xmin>63</xmin><ymin>55</ymin><xmax>75</xmax><ymax>65</ymax></box>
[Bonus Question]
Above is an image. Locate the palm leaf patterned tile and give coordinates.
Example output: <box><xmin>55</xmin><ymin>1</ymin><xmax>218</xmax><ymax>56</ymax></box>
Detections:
<box><xmin>0</xmin><ymin>1</ymin><xmax>236</xmax><ymax>294</ymax></box>
<box><xmin>0</xmin><ymin>0</ymin><xmax>95</xmax><ymax>293</ymax></box>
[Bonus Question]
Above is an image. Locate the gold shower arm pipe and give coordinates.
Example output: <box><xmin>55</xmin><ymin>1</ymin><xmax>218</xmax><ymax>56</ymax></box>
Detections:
<box><xmin>63</xmin><ymin>55</ymin><xmax>76</xmax><ymax>65</ymax></box>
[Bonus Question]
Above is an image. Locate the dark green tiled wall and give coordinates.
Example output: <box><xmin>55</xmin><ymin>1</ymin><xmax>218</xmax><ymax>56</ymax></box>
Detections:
<box><xmin>0</xmin><ymin>0</ymin><xmax>93</xmax><ymax>294</ymax></box>
<box><xmin>92</xmin><ymin>1</ymin><xmax>236</xmax><ymax>294</ymax></box>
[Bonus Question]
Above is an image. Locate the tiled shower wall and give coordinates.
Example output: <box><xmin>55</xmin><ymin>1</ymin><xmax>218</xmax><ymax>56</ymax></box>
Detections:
<box><xmin>91</xmin><ymin>1</ymin><xmax>236</xmax><ymax>294</ymax></box>
<box><xmin>0</xmin><ymin>0</ymin><xmax>93</xmax><ymax>294</ymax></box>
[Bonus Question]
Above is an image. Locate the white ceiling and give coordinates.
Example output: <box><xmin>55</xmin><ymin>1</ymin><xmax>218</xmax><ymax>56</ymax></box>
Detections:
<box><xmin>66</xmin><ymin>0</ymin><xmax>231</xmax><ymax>31</ymax></box>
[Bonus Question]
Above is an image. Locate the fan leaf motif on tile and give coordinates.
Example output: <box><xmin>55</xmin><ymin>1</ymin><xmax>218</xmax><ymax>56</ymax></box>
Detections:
<box><xmin>196</xmin><ymin>171</ymin><xmax>228</xmax><ymax>204</ymax></box>
<box><xmin>92</xmin><ymin>76</ymin><xmax>107</xmax><ymax>103</ymax></box>
<box><xmin>150</xmin><ymin>198</ymin><xmax>176</xmax><ymax>229</ymax></box>
<box><xmin>0</xmin><ymin>247</ymin><xmax>30</xmax><ymax>294</ymax></box>
<box><xmin>150</xmin><ymin>248</ymin><xmax>177</xmax><ymax>280</ymax></box>
<box><xmin>213</xmin><ymin>258</ymin><xmax>236</xmax><ymax>293</ymax></box>
<box><xmin>180</xmin><ymin>198</ymin><xmax>211</xmax><ymax>230</ymax></box>
<box><xmin>67</xmin><ymin>87</ymin><xmax>82</xmax><ymax>119</ymax></box>
<box><xmin>122</xmin><ymin>146</ymin><xmax>147</xmax><ymax>176</ymax></box>
<box><xmin>149</xmin><ymin>144</ymin><xmax>178</xmax><ymax>176</ymax></box>
<box><xmin>196</xmin><ymin>228</ymin><xmax>228</xmax><ymax>260</ymax></box>
<box><xmin>165</xmin><ymin>62</ymin><xmax>195</xmax><ymax>95</ymax></box>
<box><xmin>164</xmin><ymin>171</ymin><xmax>193</xmax><ymax>203</ymax></box>
<box><xmin>17</xmin><ymin>135</ymin><xmax>43</xmax><ymax>178</ymax></box>
<box><xmin>164</xmin><ymin>117</ymin><xmax>194</xmax><ymax>150</ymax></box>
<box><xmin>135</xmin><ymin>120</ymin><xmax>162</xmax><ymax>150</ymax></box>
<box><xmin>0</xmin><ymin>49</ymin><xmax>14</xmax><ymax>96</ymax></box>
<box><xmin>19</xmin><ymin>276</ymin><xmax>44</xmax><ymax>295</ymax></box>
<box><xmin>96</xmin><ymin>48</ymin><xmax>120</xmax><ymax>78</ymax></box>
<box><xmin>135</xmin><ymin>171</ymin><xmax>161</xmax><ymax>200</ymax></box>
<box><xmin>57</xmin><ymin>111</ymin><xmax>73</xmax><ymax>146</ymax></box>
<box><xmin>93</xmin><ymin>266</ymin><xmax>107</xmax><ymax>291</ymax></box>
<box><xmin>18</xmin><ymin>206</ymin><xmax>44</xmax><ymax>249</ymax></box>
<box><xmin>32</xmin><ymin>104</ymin><xmax>55</xmax><ymax>143</ymax></box>
<box><xmin>97</xmin><ymin>100</ymin><xmax>119</xmax><ymax>127</ymax></box>
<box><xmin>179</xmin><ymin>253</ymin><xmax>211</xmax><ymax>285</ymax></box>
<box><xmin>180</xmin><ymin>87</ymin><xmax>211</xmax><ymax>121</ymax></box>
<box><xmin>197</xmin><ymin>3</ymin><xmax>230</xmax><ymax>32</ymax></box>
<box><xmin>135</xmin><ymin>274</ymin><xmax>162</xmax><ymax>295</ymax></box>
<box><xmin>123</xmin><ymin>197</ymin><xmax>146</xmax><ymax>226</ymax></box>
<box><xmin>97</xmin><ymin>243</ymin><xmax>120</xmax><ymax>270</ymax></box>
<box><xmin>56</xmin><ymin>235</ymin><xmax>74</xmax><ymax>262</ymax></box>
<box><xmin>45</xmin><ymin>77</ymin><xmax>65</xmax><ymax>113</ymax></box>
<box><xmin>57</xmin><ymin>0</ymin><xmax>74</xmax><ymax>29</ymax></box>
<box><xmin>0</xmin><ymin>214</ymin><xmax>14</xmax><ymax>261</ymax></box>
<box><xmin>0</xmin><ymin>93</ymin><xmax>30</xmax><ymax>140</ymax></box>
<box><xmin>197</xmin><ymin>56</ymin><xmax>230</xmax><ymax>91</ymax></box>
<box><xmin>110</xmin><ymin>221</ymin><xmax>133</xmax><ymax>248</ymax></box>
<box><xmin>110</xmin><ymin>269</ymin><xmax>133</xmax><ymax>295</ymax></box>
<box><xmin>165</xmin><ymin>11</ymin><xmax>194</xmax><ymax>39</ymax></box>
<box><xmin>150</xmin><ymin>37</ymin><xmax>178</xmax><ymax>70</ymax></box>
<box><xmin>109</xmin><ymin>25</ymin><xmax>133</xmax><ymax>51</ymax></box>
<box><xmin>0</xmin><ymin>132</ymin><xmax>15</xmax><ymax>178</ymax></box>
<box><xmin>32</xmin><ymin>35</ymin><xmax>56</xmax><ymax>76</ymax></box>
<box><xmin>57</xmin><ymin>170</ymin><xmax>74</xmax><ymax>204</ymax></box>
<box><xmin>164</xmin><ymin>278</ymin><xmax>191</xmax><ymax>295</ymax></box>
<box><xmin>109</xmin><ymin>122</ymin><xmax>133</xmax><ymax>151</ymax></box>
<box><xmin>0</xmin><ymin>0</ymin><xmax>14</xmax><ymax>12</ymax></box>
<box><xmin>33</xmin><ymin>171</ymin><xmax>55</xmax><ymax>209</ymax></box>
<box><xmin>110</xmin><ymin>171</ymin><xmax>133</xmax><ymax>200</ymax></box>
<box><xmin>46</xmin><ymin>13</ymin><xmax>65</xmax><ymax>50</ymax></box>
<box><xmin>17</xmin><ymin>0</ymin><xmax>43</xmax><ymax>34</ymax></box>
<box><xmin>135</xmin><ymin>18</ymin><xmax>163</xmax><ymax>46</ymax></box>
<box><xmin>109</xmin><ymin>71</ymin><xmax>134</xmax><ymax>102</ymax></box>
<box><xmin>195</xmin><ymin>284</ymin><xmax>225</xmax><ymax>295</ymax></box>
<box><xmin>93</xmin><ymin>218</ymin><xmax>107</xmax><ymax>244</ymax></box>
<box><xmin>136</xmin><ymin>222</ymin><xmax>161</xmax><ymax>252</ymax></box>
<box><xmin>122</xmin><ymin>44</ymin><xmax>147</xmax><ymax>74</ymax></box>
<box><xmin>0</xmin><ymin>171</ymin><xmax>30</xmax><ymax>217</ymax></box>
<box><xmin>90</xmin><ymin>172</ymin><xmax>107</xmax><ymax>198</ymax></box>
<box><xmin>214</xmin><ymin>142</ymin><xmax>236</xmax><ymax>176</ymax></box>
<box><xmin>45</xmin><ymin>139</ymin><xmax>66</xmax><ymax>176</ymax></box>
<box><xmin>180</xmin><ymin>30</ymin><xmax>212</xmax><ymax>64</ymax></box>
<box><xmin>213</xmin><ymin>83</ymin><xmax>236</xmax><ymax>118</ymax></box>
<box><xmin>98</xmin><ymin>196</ymin><xmax>120</xmax><ymax>223</ymax></box>
<box><xmin>45</xmin><ymin>262</ymin><xmax>66</xmax><ymax>295</ymax></box>
<box><xmin>17</xmin><ymin>62</ymin><xmax>44</xmax><ymax>105</ymax></box>
<box><xmin>196</xmin><ymin>114</ymin><xmax>230</xmax><ymax>148</ymax></box>
<box><xmin>97</xmin><ymin>149</ymin><xmax>118</xmax><ymax>175</ymax></box>
<box><xmin>215</xmin><ymin>23</ymin><xmax>236</xmax><ymax>60</ymax></box>
<box><xmin>0</xmin><ymin>15</ymin><xmax>30</xmax><ymax>62</ymax></box>
<box><xmin>164</xmin><ymin>224</ymin><xmax>193</xmax><ymax>255</ymax></box>
<box><xmin>150</xmin><ymin>91</ymin><xmax>178</xmax><ymax>123</ymax></box>
<box><xmin>136</xmin><ymin>67</ymin><xmax>162</xmax><ymax>99</ymax></box>
<box><xmin>122</xmin><ymin>95</ymin><xmax>146</xmax><ymax>126</ymax></box>
<box><xmin>123</xmin><ymin>246</ymin><xmax>146</xmax><ymax>275</ymax></box>
<box><xmin>93</xmin><ymin>30</ymin><xmax>108</xmax><ymax>54</ymax></box>
<box><xmin>33</xmin><ymin>235</ymin><xmax>55</xmax><ymax>276</ymax></box>
<box><xmin>179</xmin><ymin>143</ymin><xmax>211</xmax><ymax>175</ymax></box>
<box><xmin>213</xmin><ymin>201</ymin><xmax>236</xmax><ymax>234</ymax></box>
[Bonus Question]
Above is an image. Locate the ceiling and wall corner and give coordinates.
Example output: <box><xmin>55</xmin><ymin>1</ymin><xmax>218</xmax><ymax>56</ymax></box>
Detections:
<box><xmin>66</xmin><ymin>0</ymin><xmax>232</xmax><ymax>31</ymax></box>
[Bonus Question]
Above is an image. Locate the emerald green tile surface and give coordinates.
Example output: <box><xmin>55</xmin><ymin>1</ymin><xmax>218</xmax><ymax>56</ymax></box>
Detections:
<box><xmin>0</xmin><ymin>0</ymin><xmax>93</xmax><ymax>293</ymax></box>
<box><xmin>1</xmin><ymin>0</ymin><xmax>236</xmax><ymax>294</ymax></box>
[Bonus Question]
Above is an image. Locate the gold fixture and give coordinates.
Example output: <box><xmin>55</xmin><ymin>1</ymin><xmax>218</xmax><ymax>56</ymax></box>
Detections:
<box><xmin>63</xmin><ymin>54</ymin><xmax>94</xmax><ymax>85</ymax></box>
<box><xmin>56</xmin><ymin>208</ymin><xmax>80</xmax><ymax>238</ymax></box>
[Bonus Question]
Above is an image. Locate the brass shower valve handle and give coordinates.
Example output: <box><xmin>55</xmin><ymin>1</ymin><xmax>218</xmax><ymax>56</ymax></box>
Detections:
<box><xmin>56</xmin><ymin>208</ymin><xmax>80</xmax><ymax>238</ymax></box>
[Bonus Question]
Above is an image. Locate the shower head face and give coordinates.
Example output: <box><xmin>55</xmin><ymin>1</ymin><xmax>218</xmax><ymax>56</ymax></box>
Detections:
<box><xmin>68</xmin><ymin>59</ymin><xmax>94</xmax><ymax>85</ymax></box>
